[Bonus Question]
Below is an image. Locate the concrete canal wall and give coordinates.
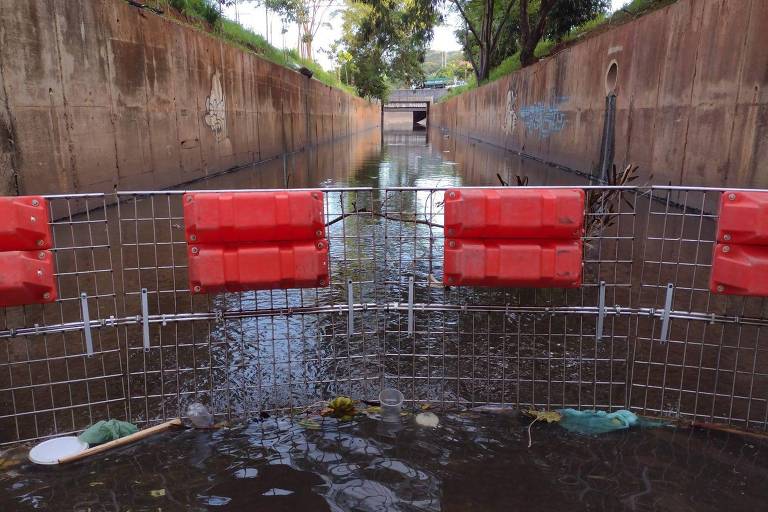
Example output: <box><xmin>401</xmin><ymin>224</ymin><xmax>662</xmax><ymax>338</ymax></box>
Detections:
<box><xmin>0</xmin><ymin>0</ymin><xmax>380</xmax><ymax>196</ymax></box>
<box><xmin>431</xmin><ymin>0</ymin><xmax>768</xmax><ymax>187</ymax></box>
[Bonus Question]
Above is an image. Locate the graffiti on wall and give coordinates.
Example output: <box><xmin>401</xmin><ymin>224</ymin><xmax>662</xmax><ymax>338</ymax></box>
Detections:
<box><xmin>204</xmin><ymin>71</ymin><xmax>227</xmax><ymax>142</ymax></box>
<box><xmin>503</xmin><ymin>89</ymin><xmax>518</xmax><ymax>136</ymax></box>
<box><xmin>518</xmin><ymin>96</ymin><xmax>568</xmax><ymax>138</ymax></box>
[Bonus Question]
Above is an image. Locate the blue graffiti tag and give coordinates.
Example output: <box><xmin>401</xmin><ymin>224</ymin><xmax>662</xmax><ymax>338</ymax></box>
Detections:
<box><xmin>518</xmin><ymin>96</ymin><xmax>568</xmax><ymax>138</ymax></box>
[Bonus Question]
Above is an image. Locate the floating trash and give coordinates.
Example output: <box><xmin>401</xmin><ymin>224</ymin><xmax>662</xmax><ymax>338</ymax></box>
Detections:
<box><xmin>415</xmin><ymin>412</ymin><xmax>440</xmax><ymax>428</ymax></box>
<box><xmin>557</xmin><ymin>409</ymin><xmax>658</xmax><ymax>435</ymax></box>
<box><xmin>187</xmin><ymin>402</ymin><xmax>214</xmax><ymax>428</ymax></box>
<box><xmin>379</xmin><ymin>388</ymin><xmax>404</xmax><ymax>424</ymax></box>
<box><xmin>524</xmin><ymin>408</ymin><xmax>667</xmax><ymax>447</ymax></box>
<box><xmin>78</xmin><ymin>419</ymin><xmax>138</xmax><ymax>445</ymax></box>
<box><xmin>29</xmin><ymin>437</ymin><xmax>88</xmax><ymax>465</ymax></box>
<box><xmin>321</xmin><ymin>396</ymin><xmax>357</xmax><ymax>420</ymax></box>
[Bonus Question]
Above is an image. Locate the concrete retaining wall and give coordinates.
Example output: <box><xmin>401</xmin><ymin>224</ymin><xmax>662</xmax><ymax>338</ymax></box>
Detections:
<box><xmin>431</xmin><ymin>0</ymin><xmax>768</xmax><ymax>187</ymax></box>
<box><xmin>0</xmin><ymin>0</ymin><xmax>380</xmax><ymax>196</ymax></box>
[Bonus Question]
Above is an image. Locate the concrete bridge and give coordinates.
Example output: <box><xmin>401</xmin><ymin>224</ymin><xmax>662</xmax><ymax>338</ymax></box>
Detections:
<box><xmin>383</xmin><ymin>89</ymin><xmax>448</xmax><ymax>129</ymax></box>
<box><xmin>382</xmin><ymin>100</ymin><xmax>430</xmax><ymax>129</ymax></box>
<box><xmin>388</xmin><ymin>88</ymin><xmax>449</xmax><ymax>103</ymax></box>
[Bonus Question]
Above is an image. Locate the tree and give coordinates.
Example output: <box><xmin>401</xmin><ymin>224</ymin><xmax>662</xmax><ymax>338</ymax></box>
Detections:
<box><xmin>546</xmin><ymin>0</ymin><xmax>609</xmax><ymax>41</ymax></box>
<box><xmin>249</xmin><ymin>1</ymin><xmax>334</xmax><ymax>61</ymax></box>
<box><xmin>337</xmin><ymin>1</ymin><xmax>440</xmax><ymax>99</ymax></box>
<box><xmin>449</xmin><ymin>0</ymin><xmax>516</xmax><ymax>82</ymax></box>
<box><xmin>518</xmin><ymin>0</ymin><xmax>556</xmax><ymax>67</ymax></box>
<box><xmin>519</xmin><ymin>0</ymin><xmax>608</xmax><ymax>67</ymax></box>
<box><xmin>452</xmin><ymin>1</ymin><xmax>518</xmax><ymax>80</ymax></box>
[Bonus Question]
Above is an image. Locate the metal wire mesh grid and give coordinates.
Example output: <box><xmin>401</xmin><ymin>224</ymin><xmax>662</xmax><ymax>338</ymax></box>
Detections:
<box><xmin>631</xmin><ymin>188</ymin><xmax>768</xmax><ymax>429</ymax></box>
<box><xmin>0</xmin><ymin>195</ymin><xmax>125</xmax><ymax>443</ymax></box>
<box><xmin>2</xmin><ymin>185</ymin><xmax>768</xmax><ymax>444</ymax></box>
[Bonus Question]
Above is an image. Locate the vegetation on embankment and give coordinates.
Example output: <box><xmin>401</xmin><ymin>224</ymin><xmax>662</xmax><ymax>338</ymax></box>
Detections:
<box><xmin>138</xmin><ymin>0</ymin><xmax>357</xmax><ymax>95</ymax></box>
<box><xmin>440</xmin><ymin>0</ymin><xmax>677</xmax><ymax>102</ymax></box>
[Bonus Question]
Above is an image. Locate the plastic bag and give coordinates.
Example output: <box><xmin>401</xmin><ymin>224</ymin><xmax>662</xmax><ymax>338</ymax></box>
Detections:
<box><xmin>78</xmin><ymin>419</ymin><xmax>138</xmax><ymax>445</ymax></box>
<box><xmin>556</xmin><ymin>409</ymin><xmax>664</xmax><ymax>435</ymax></box>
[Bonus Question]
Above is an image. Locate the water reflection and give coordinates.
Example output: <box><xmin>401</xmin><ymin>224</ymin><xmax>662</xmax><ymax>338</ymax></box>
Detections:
<box><xmin>188</xmin><ymin>127</ymin><xmax>591</xmax><ymax>192</ymax></box>
<box><xmin>3</xmin><ymin>126</ymin><xmax>767</xmax><ymax>457</ymax></box>
<box><xmin>1</xmin><ymin>413</ymin><xmax>767</xmax><ymax>511</ymax></box>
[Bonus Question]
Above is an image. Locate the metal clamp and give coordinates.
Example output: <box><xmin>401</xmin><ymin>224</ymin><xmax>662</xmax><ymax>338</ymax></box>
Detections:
<box><xmin>140</xmin><ymin>288</ymin><xmax>150</xmax><ymax>351</ymax></box>
<box><xmin>596</xmin><ymin>281</ymin><xmax>606</xmax><ymax>342</ymax></box>
<box><xmin>80</xmin><ymin>293</ymin><xmax>94</xmax><ymax>356</ymax></box>
<box><xmin>659</xmin><ymin>283</ymin><xmax>674</xmax><ymax>344</ymax></box>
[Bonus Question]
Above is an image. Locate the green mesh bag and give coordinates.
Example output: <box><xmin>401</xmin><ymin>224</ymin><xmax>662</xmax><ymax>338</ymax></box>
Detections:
<box><xmin>78</xmin><ymin>420</ymin><xmax>138</xmax><ymax>445</ymax></box>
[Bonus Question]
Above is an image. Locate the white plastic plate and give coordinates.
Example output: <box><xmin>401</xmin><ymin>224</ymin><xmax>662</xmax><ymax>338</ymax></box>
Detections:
<box><xmin>29</xmin><ymin>436</ymin><xmax>88</xmax><ymax>465</ymax></box>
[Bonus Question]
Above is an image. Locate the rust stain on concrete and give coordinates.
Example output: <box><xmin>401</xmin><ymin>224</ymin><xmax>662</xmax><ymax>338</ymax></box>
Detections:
<box><xmin>431</xmin><ymin>0</ymin><xmax>768</xmax><ymax>188</ymax></box>
<box><xmin>0</xmin><ymin>0</ymin><xmax>380</xmax><ymax>195</ymax></box>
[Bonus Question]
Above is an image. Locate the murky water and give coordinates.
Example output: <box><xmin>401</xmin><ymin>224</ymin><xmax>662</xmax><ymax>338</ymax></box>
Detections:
<box><xmin>2</xmin><ymin>128</ymin><xmax>768</xmax><ymax>510</ymax></box>
<box><xmin>2</xmin><ymin>410</ymin><xmax>767</xmax><ymax>511</ymax></box>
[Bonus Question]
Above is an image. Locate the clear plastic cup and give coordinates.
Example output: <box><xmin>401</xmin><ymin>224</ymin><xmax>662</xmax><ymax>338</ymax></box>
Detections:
<box><xmin>186</xmin><ymin>402</ymin><xmax>214</xmax><ymax>428</ymax></box>
<box><xmin>379</xmin><ymin>388</ymin><xmax>404</xmax><ymax>423</ymax></box>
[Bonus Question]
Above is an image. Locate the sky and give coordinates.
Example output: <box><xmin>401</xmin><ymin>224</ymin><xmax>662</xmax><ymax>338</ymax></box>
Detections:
<box><xmin>223</xmin><ymin>0</ymin><xmax>631</xmax><ymax>70</ymax></box>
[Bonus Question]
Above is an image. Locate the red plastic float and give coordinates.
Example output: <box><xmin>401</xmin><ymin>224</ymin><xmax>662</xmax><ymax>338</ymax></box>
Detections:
<box><xmin>711</xmin><ymin>191</ymin><xmax>768</xmax><ymax>295</ymax></box>
<box><xmin>444</xmin><ymin>239</ymin><xmax>582</xmax><ymax>288</ymax></box>
<box><xmin>0</xmin><ymin>250</ymin><xmax>57</xmax><ymax>307</ymax></box>
<box><xmin>715</xmin><ymin>191</ymin><xmax>768</xmax><ymax>246</ymax></box>
<box><xmin>710</xmin><ymin>244</ymin><xmax>768</xmax><ymax>296</ymax></box>
<box><xmin>443</xmin><ymin>188</ymin><xmax>584</xmax><ymax>288</ymax></box>
<box><xmin>0</xmin><ymin>196</ymin><xmax>57</xmax><ymax>307</ymax></box>
<box><xmin>187</xmin><ymin>240</ymin><xmax>329</xmax><ymax>293</ymax></box>
<box><xmin>444</xmin><ymin>188</ymin><xmax>585</xmax><ymax>239</ymax></box>
<box><xmin>0</xmin><ymin>196</ymin><xmax>52</xmax><ymax>251</ymax></box>
<box><xmin>183</xmin><ymin>190</ymin><xmax>329</xmax><ymax>293</ymax></box>
<box><xmin>184</xmin><ymin>191</ymin><xmax>325</xmax><ymax>243</ymax></box>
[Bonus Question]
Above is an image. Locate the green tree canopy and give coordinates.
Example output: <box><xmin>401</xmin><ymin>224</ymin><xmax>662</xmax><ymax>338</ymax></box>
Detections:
<box><xmin>449</xmin><ymin>0</ymin><xmax>517</xmax><ymax>82</ymax></box>
<box><xmin>336</xmin><ymin>0</ymin><xmax>440</xmax><ymax>99</ymax></box>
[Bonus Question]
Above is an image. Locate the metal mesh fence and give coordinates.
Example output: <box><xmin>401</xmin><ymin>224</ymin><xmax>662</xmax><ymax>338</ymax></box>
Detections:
<box><xmin>2</xmin><ymin>186</ymin><xmax>768</xmax><ymax>444</ymax></box>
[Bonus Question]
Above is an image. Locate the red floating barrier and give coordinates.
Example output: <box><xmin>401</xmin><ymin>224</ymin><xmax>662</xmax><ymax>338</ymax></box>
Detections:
<box><xmin>183</xmin><ymin>191</ymin><xmax>325</xmax><ymax>244</ymax></box>
<box><xmin>444</xmin><ymin>188</ymin><xmax>585</xmax><ymax>240</ymax></box>
<box><xmin>0</xmin><ymin>196</ymin><xmax>52</xmax><ymax>251</ymax></box>
<box><xmin>0</xmin><ymin>250</ymin><xmax>57</xmax><ymax>307</ymax></box>
<box><xmin>188</xmin><ymin>240</ymin><xmax>329</xmax><ymax>293</ymax></box>
<box><xmin>710</xmin><ymin>244</ymin><xmax>768</xmax><ymax>296</ymax></box>
<box><xmin>444</xmin><ymin>239</ymin><xmax>582</xmax><ymax>288</ymax></box>
<box><xmin>716</xmin><ymin>191</ymin><xmax>768</xmax><ymax>245</ymax></box>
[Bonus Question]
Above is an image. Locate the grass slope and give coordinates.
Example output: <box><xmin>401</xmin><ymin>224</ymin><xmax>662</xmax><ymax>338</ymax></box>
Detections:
<box><xmin>440</xmin><ymin>0</ymin><xmax>677</xmax><ymax>102</ymax></box>
<box><xmin>151</xmin><ymin>0</ymin><xmax>356</xmax><ymax>95</ymax></box>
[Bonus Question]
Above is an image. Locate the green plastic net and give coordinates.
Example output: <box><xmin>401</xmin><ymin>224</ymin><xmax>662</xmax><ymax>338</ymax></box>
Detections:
<box><xmin>78</xmin><ymin>420</ymin><xmax>138</xmax><ymax>445</ymax></box>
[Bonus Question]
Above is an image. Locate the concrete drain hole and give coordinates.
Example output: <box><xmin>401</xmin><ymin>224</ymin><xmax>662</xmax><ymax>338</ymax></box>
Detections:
<box><xmin>605</xmin><ymin>60</ymin><xmax>618</xmax><ymax>94</ymax></box>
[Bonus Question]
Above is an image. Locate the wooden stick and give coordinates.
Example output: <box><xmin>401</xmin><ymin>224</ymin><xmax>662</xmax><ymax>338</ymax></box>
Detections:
<box><xmin>58</xmin><ymin>419</ymin><xmax>182</xmax><ymax>464</ymax></box>
<box><xmin>689</xmin><ymin>421</ymin><xmax>768</xmax><ymax>441</ymax></box>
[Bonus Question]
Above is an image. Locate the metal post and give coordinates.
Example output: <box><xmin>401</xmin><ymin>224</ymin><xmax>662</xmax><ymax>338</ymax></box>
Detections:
<box><xmin>595</xmin><ymin>281</ymin><xmax>606</xmax><ymax>342</ymax></box>
<box><xmin>80</xmin><ymin>293</ymin><xmax>94</xmax><ymax>356</ymax></box>
<box><xmin>597</xmin><ymin>93</ymin><xmax>617</xmax><ymax>182</ymax></box>
<box><xmin>141</xmin><ymin>288</ymin><xmax>150</xmax><ymax>351</ymax></box>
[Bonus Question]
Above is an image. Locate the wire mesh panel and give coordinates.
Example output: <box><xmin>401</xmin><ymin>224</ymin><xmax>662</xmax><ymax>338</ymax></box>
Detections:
<box><xmin>631</xmin><ymin>187</ymin><xmax>768</xmax><ymax>430</ymax></box>
<box><xmin>3</xmin><ymin>185</ymin><xmax>768</xmax><ymax>444</ymax></box>
<box><xmin>378</xmin><ymin>187</ymin><xmax>636</xmax><ymax>411</ymax></box>
<box><xmin>0</xmin><ymin>195</ymin><xmax>125</xmax><ymax>443</ymax></box>
<box><xmin>114</xmin><ymin>190</ymin><xmax>383</xmax><ymax>429</ymax></box>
